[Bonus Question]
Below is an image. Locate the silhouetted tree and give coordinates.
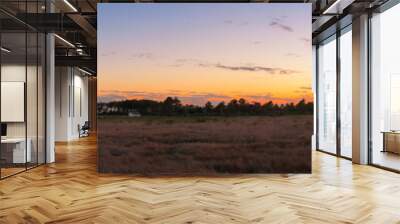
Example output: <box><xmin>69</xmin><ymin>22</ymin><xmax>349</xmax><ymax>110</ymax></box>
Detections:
<box><xmin>98</xmin><ymin>97</ymin><xmax>313</xmax><ymax>117</ymax></box>
<box><xmin>214</xmin><ymin>102</ymin><xmax>226</xmax><ymax>115</ymax></box>
<box><xmin>204</xmin><ymin>101</ymin><xmax>213</xmax><ymax>114</ymax></box>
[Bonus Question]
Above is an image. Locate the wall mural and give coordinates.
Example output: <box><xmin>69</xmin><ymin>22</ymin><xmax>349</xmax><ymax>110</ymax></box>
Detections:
<box><xmin>98</xmin><ymin>3</ymin><xmax>313</xmax><ymax>174</ymax></box>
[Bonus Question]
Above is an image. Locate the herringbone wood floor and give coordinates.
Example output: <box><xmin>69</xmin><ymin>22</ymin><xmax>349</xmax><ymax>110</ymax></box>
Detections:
<box><xmin>1</xmin><ymin>136</ymin><xmax>400</xmax><ymax>224</ymax></box>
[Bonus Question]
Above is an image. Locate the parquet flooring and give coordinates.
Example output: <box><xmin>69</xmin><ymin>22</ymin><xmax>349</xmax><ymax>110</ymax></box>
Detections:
<box><xmin>0</xmin><ymin>167</ymin><xmax>26</xmax><ymax>178</ymax></box>
<box><xmin>1</xmin><ymin>136</ymin><xmax>400</xmax><ymax>223</ymax></box>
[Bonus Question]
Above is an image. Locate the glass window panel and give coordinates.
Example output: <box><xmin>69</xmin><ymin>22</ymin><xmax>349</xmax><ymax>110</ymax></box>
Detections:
<box><xmin>0</xmin><ymin>1</ymin><xmax>46</xmax><ymax>179</ymax></box>
<box><xmin>371</xmin><ymin>3</ymin><xmax>400</xmax><ymax>171</ymax></box>
<box><xmin>1</xmin><ymin>31</ymin><xmax>27</xmax><ymax>177</ymax></box>
<box><xmin>27</xmin><ymin>31</ymin><xmax>38</xmax><ymax>169</ymax></box>
<box><xmin>340</xmin><ymin>28</ymin><xmax>352</xmax><ymax>158</ymax></box>
<box><xmin>318</xmin><ymin>36</ymin><xmax>337</xmax><ymax>154</ymax></box>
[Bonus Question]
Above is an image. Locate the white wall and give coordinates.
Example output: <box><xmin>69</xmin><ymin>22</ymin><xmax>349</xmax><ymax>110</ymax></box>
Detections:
<box><xmin>55</xmin><ymin>67</ymin><xmax>89</xmax><ymax>141</ymax></box>
<box><xmin>55</xmin><ymin>67</ymin><xmax>70</xmax><ymax>141</ymax></box>
<box><xmin>71</xmin><ymin>73</ymin><xmax>89</xmax><ymax>138</ymax></box>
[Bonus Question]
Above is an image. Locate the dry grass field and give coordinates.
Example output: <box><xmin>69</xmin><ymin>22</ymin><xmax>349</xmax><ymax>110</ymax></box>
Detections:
<box><xmin>98</xmin><ymin>115</ymin><xmax>312</xmax><ymax>174</ymax></box>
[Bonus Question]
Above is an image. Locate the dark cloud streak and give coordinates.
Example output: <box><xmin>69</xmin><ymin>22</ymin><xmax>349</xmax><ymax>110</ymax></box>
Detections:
<box><xmin>269</xmin><ymin>19</ymin><xmax>293</xmax><ymax>32</ymax></box>
<box><xmin>199</xmin><ymin>63</ymin><xmax>299</xmax><ymax>75</ymax></box>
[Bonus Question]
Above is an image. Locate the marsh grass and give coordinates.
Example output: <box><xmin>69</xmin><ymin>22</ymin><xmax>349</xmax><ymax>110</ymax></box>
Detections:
<box><xmin>98</xmin><ymin>115</ymin><xmax>312</xmax><ymax>174</ymax></box>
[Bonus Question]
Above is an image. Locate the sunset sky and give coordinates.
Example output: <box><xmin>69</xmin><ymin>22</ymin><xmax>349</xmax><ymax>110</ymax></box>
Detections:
<box><xmin>98</xmin><ymin>4</ymin><xmax>312</xmax><ymax>105</ymax></box>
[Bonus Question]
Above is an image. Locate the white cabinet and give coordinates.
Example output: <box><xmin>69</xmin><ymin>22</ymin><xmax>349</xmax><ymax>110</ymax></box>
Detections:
<box><xmin>1</xmin><ymin>138</ymin><xmax>32</xmax><ymax>163</ymax></box>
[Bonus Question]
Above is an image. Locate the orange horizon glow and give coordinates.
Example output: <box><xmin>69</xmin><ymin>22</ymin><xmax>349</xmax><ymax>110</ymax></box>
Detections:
<box><xmin>98</xmin><ymin>88</ymin><xmax>313</xmax><ymax>106</ymax></box>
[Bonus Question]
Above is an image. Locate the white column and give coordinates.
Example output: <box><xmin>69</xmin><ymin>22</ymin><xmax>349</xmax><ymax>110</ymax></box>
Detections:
<box><xmin>45</xmin><ymin>0</ymin><xmax>56</xmax><ymax>163</ymax></box>
<box><xmin>352</xmin><ymin>14</ymin><xmax>369</xmax><ymax>164</ymax></box>
<box><xmin>46</xmin><ymin>33</ymin><xmax>55</xmax><ymax>163</ymax></box>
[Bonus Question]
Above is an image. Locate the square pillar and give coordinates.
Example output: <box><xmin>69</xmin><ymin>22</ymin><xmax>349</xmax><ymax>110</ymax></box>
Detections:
<box><xmin>352</xmin><ymin>14</ymin><xmax>369</xmax><ymax>164</ymax></box>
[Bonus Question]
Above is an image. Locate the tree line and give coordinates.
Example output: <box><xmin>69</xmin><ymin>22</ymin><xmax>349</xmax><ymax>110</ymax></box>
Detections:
<box><xmin>98</xmin><ymin>97</ymin><xmax>313</xmax><ymax>116</ymax></box>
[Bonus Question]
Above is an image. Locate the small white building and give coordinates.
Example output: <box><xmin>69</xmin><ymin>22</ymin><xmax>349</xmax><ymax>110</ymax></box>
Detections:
<box><xmin>128</xmin><ymin>110</ymin><xmax>141</xmax><ymax>117</ymax></box>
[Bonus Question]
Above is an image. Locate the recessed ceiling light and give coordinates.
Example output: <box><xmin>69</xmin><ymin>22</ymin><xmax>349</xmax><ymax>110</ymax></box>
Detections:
<box><xmin>78</xmin><ymin>67</ymin><xmax>93</xmax><ymax>76</ymax></box>
<box><xmin>323</xmin><ymin>0</ymin><xmax>355</xmax><ymax>15</ymax></box>
<box><xmin>1</xmin><ymin>47</ymin><xmax>11</xmax><ymax>53</ymax></box>
<box><xmin>63</xmin><ymin>0</ymin><xmax>78</xmax><ymax>12</ymax></box>
<box><xmin>54</xmin><ymin>34</ymin><xmax>75</xmax><ymax>48</ymax></box>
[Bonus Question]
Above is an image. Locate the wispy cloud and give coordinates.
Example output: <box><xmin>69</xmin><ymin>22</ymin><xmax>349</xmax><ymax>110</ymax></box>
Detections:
<box><xmin>167</xmin><ymin>58</ymin><xmax>202</xmax><ymax>67</ymax></box>
<box><xmin>243</xmin><ymin>94</ymin><xmax>296</xmax><ymax>104</ymax></box>
<box><xmin>223</xmin><ymin>19</ymin><xmax>248</xmax><ymax>26</ymax></box>
<box><xmin>98</xmin><ymin>94</ymin><xmax>127</xmax><ymax>103</ymax></box>
<box><xmin>294</xmin><ymin>86</ymin><xmax>313</xmax><ymax>96</ymax></box>
<box><xmin>199</xmin><ymin>63</ymin><xmax>299</xmax><ymax>75</ymax></box>
<box><xmin>286</xmin><ymin>53</ymin><xmax>300</xmax><ymax>58</ymax></box>
<box><xmin>269</xmin><ymin>18</ymin><xmax>293</xmax><ymax>32</ymax></box>
<box><xmin>167</xmin><ymin>64</ymin><xmax>184</xmax><ymax>67</ymax></box>
<box><xmin>172</xmin><ymin>59</ymin><xmax>300</xmax><ymax>75</ymax></box>
<box><xmin>299</xmin><ymin>37</ymin><xmax>311</xmax><ymax>44</ymax></box>
<box><xmin>175</xmin><ymin>58</ymin><xmax>201</xmax><ymax>63</ymax></box>
<box><xmin>101</xmin><ymin>51</ymin><xmax>116</xmax><ymax>57</ymax></box>
<box><xmin>239</xmin><ymin>21</ymin><xmax>249</xmax><ymax>26</ymax></box>
<box><xmin>129</xmin><ymin>52</ymin><xmax>154</xmax><ymax>60</ymax></box>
